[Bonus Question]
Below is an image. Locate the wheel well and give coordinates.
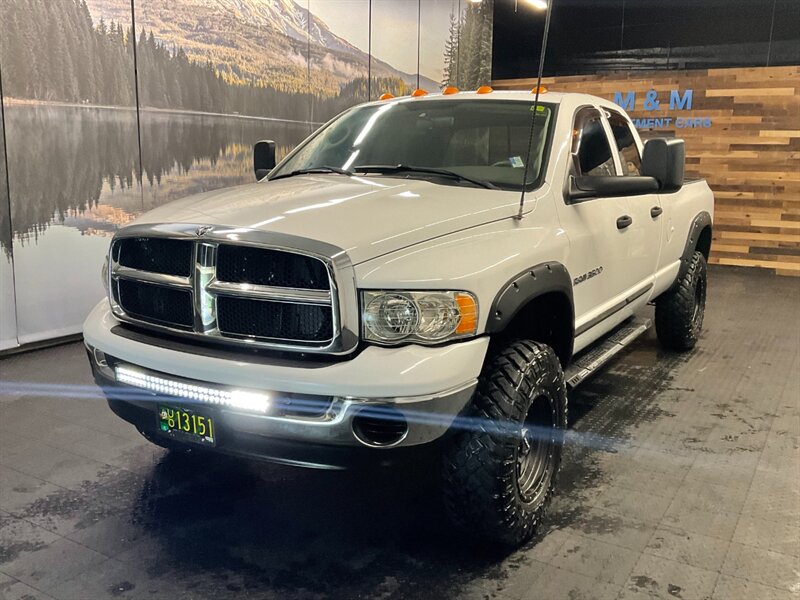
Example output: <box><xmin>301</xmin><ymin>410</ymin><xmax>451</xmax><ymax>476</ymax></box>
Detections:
<box><xmin>491</xmin><ymin>292</ymin><xmax>573</xmax><ymax>367</ymax></box>
<box><xmin>696</xmin><ymin>225</ymin><xmax>712</xmax><ymax>260</ymax></box>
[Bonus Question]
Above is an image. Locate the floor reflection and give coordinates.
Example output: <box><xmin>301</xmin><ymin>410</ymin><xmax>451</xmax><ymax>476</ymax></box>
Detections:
<box><xmin>122</xmin><ymin>446</ymin><xmax>502</xmax><ymax>597</ymax></box>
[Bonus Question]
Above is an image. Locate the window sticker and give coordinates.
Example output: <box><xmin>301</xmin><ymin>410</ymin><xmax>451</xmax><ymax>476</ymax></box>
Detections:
<box><xmin>509</xmin><ymin>156</ymin><xmax>524</xmax><ymax>168</ymax></box>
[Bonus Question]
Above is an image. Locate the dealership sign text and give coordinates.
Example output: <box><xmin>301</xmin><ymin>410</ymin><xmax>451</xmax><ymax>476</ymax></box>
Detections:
<box><xmin>613</xmin><ymin>89</ymin><xmax>712</xmax><ymax>129</ymax></box>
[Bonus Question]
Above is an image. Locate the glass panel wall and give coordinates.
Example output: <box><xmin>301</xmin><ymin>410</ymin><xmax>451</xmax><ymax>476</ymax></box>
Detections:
<box><xmin>0</xmin><ymin>71</ymin><xmax>16</xmax><ymax>350</ymax></box>
<box><xmin>0</xmin><ymin>0</ymin><xmax>139</xmax><ymax>345</ymax></box>
<box><xmin>369</xmin><ymin>0</ymin><xmax>420</xmax><ymax>99</ymax></box>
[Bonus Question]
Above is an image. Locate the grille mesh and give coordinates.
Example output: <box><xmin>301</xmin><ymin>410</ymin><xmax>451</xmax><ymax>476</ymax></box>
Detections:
<box><xmin>114</xmin><ymin>238</ymin><xmax>193</xmax><ymax>277</ymax></box>
<box><xmin>217</xmin><ymin>296</ymin><xmax>333</xmax><ymax>342</ymax></box>
<box><xmin>117</xmin><ymin>279</ymin><xmax>194</xmax><ymax>328</ymax></box>
<box><xmin>112</xmin><ymin>236</ymin><xmax>338</xmax><ymax>347</ymax></box>
<box><xmin>216</xmin><ymin>244</ymin><xmax>329</xmax><ymax>290</ymax></box>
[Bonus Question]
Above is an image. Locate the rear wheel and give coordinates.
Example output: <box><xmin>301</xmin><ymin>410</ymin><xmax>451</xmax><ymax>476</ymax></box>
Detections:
<box><xmin>655</xmin><ymin>250</ymin><xmax>707</xmax><ymax>351</ymax></box>
<box><xmin>442</xmin><ymin>340</ymin><xmax>568</xmax><ymax>547</ymax></box>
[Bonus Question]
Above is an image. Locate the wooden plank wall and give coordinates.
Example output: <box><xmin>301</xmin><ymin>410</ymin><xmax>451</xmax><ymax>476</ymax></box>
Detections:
<box><xmin>493</xmin><ymin>66</ymin><xmax>800</xmax><ymax>276</ymax></box>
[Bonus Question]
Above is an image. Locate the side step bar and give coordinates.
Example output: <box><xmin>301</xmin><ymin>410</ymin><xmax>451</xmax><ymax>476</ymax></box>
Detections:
<box><xmin>564</xmin><ymin>317</ymin><xmax>651</xmax><ymax>389</ymax></box>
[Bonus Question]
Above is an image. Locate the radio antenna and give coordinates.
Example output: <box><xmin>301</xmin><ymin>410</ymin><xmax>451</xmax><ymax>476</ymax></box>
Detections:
<box><xmin>516</xmin><ymin>0</ymin><xmax>554</xmax><ymax>220</ymax></box>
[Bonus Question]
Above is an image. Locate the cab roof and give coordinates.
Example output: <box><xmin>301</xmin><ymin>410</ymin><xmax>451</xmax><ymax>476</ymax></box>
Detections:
<box><xmin>369</xmin><ymin>89</ymin><xmax>619</xmax><ymax>112</ymax></box>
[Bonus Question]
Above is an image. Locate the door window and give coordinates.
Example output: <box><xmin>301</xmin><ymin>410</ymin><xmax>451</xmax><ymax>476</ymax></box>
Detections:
<box><xmin>570</xmin><ymin>108</ymin><xmax>617</xmax><ymax>177</ymax></box>
<box><xmin>607</xmin><ymin>111</ymin><xmax>643</xmax><ymax>176</ymax></box>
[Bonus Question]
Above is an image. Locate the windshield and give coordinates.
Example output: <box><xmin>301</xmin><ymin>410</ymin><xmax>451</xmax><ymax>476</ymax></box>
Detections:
<box><xmin>271</xmin><ymin>99</ymin><xmax>554</xmax><ymax>191</ymax></box>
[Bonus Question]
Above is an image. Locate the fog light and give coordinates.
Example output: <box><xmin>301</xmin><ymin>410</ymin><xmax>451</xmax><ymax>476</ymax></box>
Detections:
<box><xmin>352</xmin><ymin>406</ymin><xmax>408</xmax><ymax>447</ymax></box>
<box><xmin>87</xmin><ymin>344</ymin><xmax>115</xmax><ymax>379</ymax></box>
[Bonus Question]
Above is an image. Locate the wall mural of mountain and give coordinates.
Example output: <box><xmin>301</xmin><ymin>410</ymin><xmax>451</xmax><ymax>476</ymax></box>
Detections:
<box><xmin>0</xmin><ymin>0</ymin><xmax>493</xmax><ymax>347</ymax></box>
<box><xmin>90</xmin><ymin>0</ymin><xmax>439</xmax><ymax>97</ymax></box>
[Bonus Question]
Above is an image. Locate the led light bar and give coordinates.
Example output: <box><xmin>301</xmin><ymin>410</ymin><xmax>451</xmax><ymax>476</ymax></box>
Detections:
<box><xmin>115</xmin><ymin>366</ymin><xmax>271</xmax><ymax>413</ymax></box>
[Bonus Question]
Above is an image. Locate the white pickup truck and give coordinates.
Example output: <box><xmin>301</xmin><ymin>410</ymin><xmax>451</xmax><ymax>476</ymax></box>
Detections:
<box><xmin>84</xmin><ymin>89</ymin><xmax>713</xmax><ymax>546</ymax></box>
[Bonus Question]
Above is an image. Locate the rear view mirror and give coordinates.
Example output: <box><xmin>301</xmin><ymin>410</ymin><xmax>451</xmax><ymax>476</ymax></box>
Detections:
<box><xmin>642</xmin><ymin>138</ymin><xmax>685</xmax><ymax>193</ymax></box>
<box><xmin>254</xmin><ymin>140</ymin><xmax>276</xmax><ymax>180</ymax></box>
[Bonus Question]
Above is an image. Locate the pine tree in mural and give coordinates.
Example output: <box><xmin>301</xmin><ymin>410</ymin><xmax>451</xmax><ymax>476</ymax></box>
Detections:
<box><xmin>0</xmin><ymin>0</ymin><xmax>136</xmax><ymax>106</ymax></box>
<box><xmin>442</xmin><ymin>10</ymin><xmax>461</xmax><ymax>88</ymax></box>
<box><xmin>475</xmin><ymin>1</ymin><xmax>494</xmax><ymax>85</ymax></box>
<box><xmin>442</xmin><ymin>0</ymin><xmax>494</xmax><ymax>90</ymax></box>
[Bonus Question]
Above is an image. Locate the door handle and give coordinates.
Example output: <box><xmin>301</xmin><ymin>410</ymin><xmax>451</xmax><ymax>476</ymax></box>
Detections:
<box><xmin>650</xmin><ymin>206</ymin><xmax>663</xmax><ymax>218</ymax></box>
<box><xmin>616</xmin><ymin>215</ymin><xmax>633</xmax><ymax>229</ymax></box>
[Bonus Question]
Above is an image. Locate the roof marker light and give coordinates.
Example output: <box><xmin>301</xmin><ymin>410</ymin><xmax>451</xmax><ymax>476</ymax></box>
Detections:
<box><xmin>476</xmin><ymin>85</ymin><xmax>493</xmax><ymax>94</ymax></box>
<box><xmin>379</xmin><ymin>93</ymin><xmax>394</xmax><ymax>101</ymax></box>
<box><xmin>442</xmin><ymin>86</ymin><xmax>459</xmax><ymax>95</ymax></box>
<box><xmin>531</xmin><ymin>86</ymin><xmax>549</xmax><ymax>94</ymax></box>
<box><xmin>411</xmin><ymin>89</ymin><xmax>428</xmax><ymax>97</ymax></box>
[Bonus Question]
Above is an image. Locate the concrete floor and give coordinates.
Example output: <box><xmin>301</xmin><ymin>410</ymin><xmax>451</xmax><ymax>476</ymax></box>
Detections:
<box><xmin>0</xmin><ymin>265</ymin><xmax>798</xmax><ymax>600</ymax></box>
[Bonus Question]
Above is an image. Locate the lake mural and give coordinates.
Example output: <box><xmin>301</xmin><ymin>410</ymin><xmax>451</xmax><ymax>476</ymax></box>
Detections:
<box><xmin>0</xmin><ymin>0</ymin><xmax>493</xmax><ymax>348</ymax></box>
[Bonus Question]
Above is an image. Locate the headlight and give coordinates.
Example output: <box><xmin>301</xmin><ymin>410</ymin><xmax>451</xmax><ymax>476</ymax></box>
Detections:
<box><xmin>362</xmin><ymin>290</ymin><xmax>478</xmax><ymax>345</ymax></box>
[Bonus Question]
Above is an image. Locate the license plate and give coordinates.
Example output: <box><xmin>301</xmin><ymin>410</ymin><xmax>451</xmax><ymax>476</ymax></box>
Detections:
<box><xmin>157</xmin><ymin>405</ymin><xmax>216</xmax><ymax>446</ymax></box>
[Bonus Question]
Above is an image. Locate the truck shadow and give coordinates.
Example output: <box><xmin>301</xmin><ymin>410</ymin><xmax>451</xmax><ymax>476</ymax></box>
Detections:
<box><xmin>129</xmin><ymin>449</ymin><xmax>498</xmax><ymax>598</ymax></box>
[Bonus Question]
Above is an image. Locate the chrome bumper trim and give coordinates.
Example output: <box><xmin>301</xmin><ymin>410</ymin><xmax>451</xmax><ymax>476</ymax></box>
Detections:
<box><xmin>89</xmin><ymin>345</ymin><xmax>476</xmax><ymax>448</ymax></box>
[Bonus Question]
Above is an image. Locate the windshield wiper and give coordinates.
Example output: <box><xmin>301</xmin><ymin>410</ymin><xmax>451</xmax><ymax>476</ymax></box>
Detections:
<box><xmin>270</xmin><ymin>166</ymin><xmax>353</xmax><ymax>181</ymax></box>
<box><xmin>353</xmin><ymin>165</ymin><xmax>499</xmax><ymax>190</ymax></box>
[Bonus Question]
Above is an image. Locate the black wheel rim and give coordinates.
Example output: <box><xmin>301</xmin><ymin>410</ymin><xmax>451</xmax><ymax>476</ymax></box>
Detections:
<box><xmin>515</xmin><ymin>394</ymin><xmax>557</xmax><ymax>505</ymax></box>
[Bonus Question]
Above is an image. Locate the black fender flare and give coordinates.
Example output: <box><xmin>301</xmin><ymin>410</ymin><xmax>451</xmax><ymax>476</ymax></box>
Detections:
<box><xmin>676</xmin><ymin>211</ymin><xmax>712</xmax><ymax>285</ymax></box>
<box><xmin>485</xmin><ymin>261</ymin><xmax>574</xmax><ymax>336</ymax></box>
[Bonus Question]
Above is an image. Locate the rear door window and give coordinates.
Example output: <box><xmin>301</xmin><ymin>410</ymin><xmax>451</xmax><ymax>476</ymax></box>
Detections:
<box><xmin>607</xmin><ymin>110</ymin><xmax>643</xmax><ymax>176</ymax></box>
<box><xmin>571</xmin><ymin>107</ymin><xmax>617</xmax><ymax>177</ymax></box>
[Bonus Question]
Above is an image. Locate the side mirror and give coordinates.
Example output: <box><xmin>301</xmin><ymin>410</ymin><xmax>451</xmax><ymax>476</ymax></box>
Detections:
<box><xmin>568</xmin><ymin>175</ymin><xmax>660</xmax><ymax>202</ymax></box>
<box><xmin>642</xmin><ymin>138</ymin><xmax>685</xmax><ymax>193</ymax></box>
<box><xmin>254</xmin><ymin>140</ymin><xmax>276</xmax><ymax>180</ymax></box>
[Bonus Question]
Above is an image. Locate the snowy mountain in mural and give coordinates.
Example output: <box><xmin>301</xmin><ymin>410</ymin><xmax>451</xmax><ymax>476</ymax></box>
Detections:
<box><xmin>222</xmin><ymin>0</ymin><xmax>355</xmax><ymax>53</ymax></box>
<box><xmin>89</xmin><ymin>0</ymin><xmax>438</xmax><ymax>94</ymax></box>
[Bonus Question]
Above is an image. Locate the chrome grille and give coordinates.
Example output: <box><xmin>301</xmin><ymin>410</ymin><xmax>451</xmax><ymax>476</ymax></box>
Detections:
<box><xmin>115</xmin><ymin>279</ymin><xmax>194</xmax><ymax>329</ymax></box>
<box><xmin>114</xmin><ymin>237</ymin><xmax>193</xmax><ymax>277</ymax></box>
<box><xmin>108</xmin><ymin>226</ymin><xmax>347</xmax><ymax>352</ymax></box>
<box><xmin>216</xmin><ymin>244</ymin><xmax>330</xmax><ymax>290</ymax></box>
<box><xmin>217</xmin><ymin>296</ymin><xmax>333</xmax><ymax>341</ymax></box>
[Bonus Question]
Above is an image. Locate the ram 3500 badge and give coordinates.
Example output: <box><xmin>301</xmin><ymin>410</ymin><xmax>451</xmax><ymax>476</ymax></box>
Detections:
<box><xmin>85</xmin><ymin>90</ymin><xmax>713</xmax><ymax>546</ymax></box>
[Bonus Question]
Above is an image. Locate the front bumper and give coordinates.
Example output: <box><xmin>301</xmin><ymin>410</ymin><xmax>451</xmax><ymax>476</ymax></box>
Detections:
<box><xmin>84</xmin><ymin>301</ymin><xmax>488</xmax><ymax>468</ymax></box>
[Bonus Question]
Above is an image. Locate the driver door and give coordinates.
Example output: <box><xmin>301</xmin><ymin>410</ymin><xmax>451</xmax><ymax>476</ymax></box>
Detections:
<box><xmin>556</xmin><ymin>106</ymin><xmax>639</xmax><ymax>342</ymax></box>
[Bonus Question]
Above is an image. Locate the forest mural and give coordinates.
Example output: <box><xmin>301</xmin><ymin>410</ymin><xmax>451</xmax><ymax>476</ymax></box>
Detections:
<box><xmin>0</xmin><ymin>0</ymin><xmax>493</xmax><ymax>347</ymax></box>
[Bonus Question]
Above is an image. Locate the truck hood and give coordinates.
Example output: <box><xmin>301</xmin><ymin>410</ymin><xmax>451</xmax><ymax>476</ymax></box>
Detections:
<box><xmin>132</xmin><ymin>175</ymin><xmax>522</xmax><ymax>264</ymax></box>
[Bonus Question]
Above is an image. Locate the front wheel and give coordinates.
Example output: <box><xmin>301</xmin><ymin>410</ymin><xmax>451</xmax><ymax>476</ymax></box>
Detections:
<box><xmin>442</xmin><ymin>340</ymin><xmax>568</xmax><ymax>547</ymax></box>
<box><xmin>655</xmin><ymin>250</ymin><xmax>707</xmax><ymax>351</ymax></box>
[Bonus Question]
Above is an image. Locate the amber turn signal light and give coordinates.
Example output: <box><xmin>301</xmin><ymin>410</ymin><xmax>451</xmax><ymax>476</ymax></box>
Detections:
<box><xmin>454</xmin><ymin>293</ymin><xmax>478</xmax><ymax>335</ymax></box>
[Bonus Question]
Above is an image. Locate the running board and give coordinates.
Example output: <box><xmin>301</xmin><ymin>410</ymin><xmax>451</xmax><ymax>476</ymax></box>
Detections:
<box><xmin>564</xmin><ymin>317</ymin><xmax>651</xmax><ymax>389</ymax></box>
